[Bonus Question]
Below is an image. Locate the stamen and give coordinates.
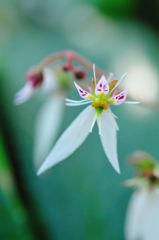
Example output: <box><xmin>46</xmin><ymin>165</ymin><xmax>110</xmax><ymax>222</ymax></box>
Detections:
<box><xmin>65</xmin><ymin>98</ymin><xmax>90</xmax><ymax>103</ymax></box>
<box><xmin>124</xmin><ymin>101</ymin><xmax>140</xmax><ymax>104</ymax></box>
<box><xmin>111</xmin><ymin>72</ymin><xmax>128</xmax><ymax>93</ymax></box>
<box><xmin>93</xmin><ymin>64</ymin><xmax>97</xmax><ymax>85</ymax></box>
<box><xmin>92</xmin><ymin>100</ymin><xmax>109</xmax><ymax>110</ymax></box>
<box><xmin>66</xmin><ymin>101</ymin><xmax>91</xmax><ymax>107</ymax></box>
<box><xmin>107</xmin><ymin>72</ymin><xmax>113</xmax><ymax>83</ymax></box>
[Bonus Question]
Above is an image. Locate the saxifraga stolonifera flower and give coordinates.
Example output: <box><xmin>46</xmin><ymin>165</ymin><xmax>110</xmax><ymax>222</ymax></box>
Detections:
<box><xmin>37</xmin><ymin>64</ymin><xmax>139</xmax><ymax>175</ymax></box>
<box><xmin>125</xmin><ymin>151</ymin><xmax>159</xmax><ymax>240</ymax></box>
<box><xmin>14</xmin><ymin>51</ymin><xmax>87</xmax><ymax>169</ymax></box>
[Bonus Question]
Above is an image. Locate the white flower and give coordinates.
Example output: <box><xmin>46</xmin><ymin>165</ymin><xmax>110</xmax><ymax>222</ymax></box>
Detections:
<box><xmin>37</xmin><ymin>65</ymin><xmax>139</xmax><ymax>175</ymax></box>
<box><xmin>15</xmin><ymin>67</ymin><xmax>66</xmax><ymax>169</ymax></box>
<box><xmin>33</xmin><ymin>68</ymin><xmax>65</xmax><ymax>169</ymax></box>
<box><xmin>14</xmin><ymin>82</ymin><xmax>35</xmax><ymax>105</ymax></box>
<box><xmin>14</xmin><ymin>68</ymin><xmax>44</xmax><ymax>105</ymax></box>
<box><xmin>125</xmin><ymin>187</ymin><xmax>159</xmax><ymax>240</ymax></box>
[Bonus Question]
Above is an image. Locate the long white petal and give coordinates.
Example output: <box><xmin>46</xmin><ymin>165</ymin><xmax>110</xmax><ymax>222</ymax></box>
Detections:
<box><xmin>14</xmin><ymin>83</ymin><xmax>34</xmax><ymax>105</ymax></box>
<box><xmin>37</xmin><ymin>106</ymin><xmax>96</xmax><ymax>175</ymax></box>
<box><xmin>110</xmin><ymin>112</ymin><xmax>119</xmax><ymax>131</ymax></box>
<box><xmin>99</xmin><ymin>109</ymin><xmax>120</xmax><ymax>173</ymax></box>
<box><xmin>34</xmin><ymin>94</ymin><xmax>64</xmax><ymax>169</ymax></box>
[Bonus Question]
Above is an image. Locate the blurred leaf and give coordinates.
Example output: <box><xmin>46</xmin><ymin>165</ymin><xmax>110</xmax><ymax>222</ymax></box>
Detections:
<box><xmin>0</xmin><ymin>133</ymin><xmax>35</xmax><ymax>240</ymax></box>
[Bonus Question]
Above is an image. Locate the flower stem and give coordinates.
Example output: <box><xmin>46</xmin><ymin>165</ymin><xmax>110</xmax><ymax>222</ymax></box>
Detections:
<box><xmin>38</xmin><ymin>50</ymin><xmax>107</xmax><ymax>78</ymax></box>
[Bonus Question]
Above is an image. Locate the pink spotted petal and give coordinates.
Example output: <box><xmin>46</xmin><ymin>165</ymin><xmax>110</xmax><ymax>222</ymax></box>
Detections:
<box><xmin>74</xmin><ymin>82</ymin><xmax>91</xmax><ymax>99</ymax></box>
<box><xmin>95</xmin><ymin>75</ymin><xmax>109</xmax><ymax>95</ymax></box>
<box><xmin>112</xmin><ymin>89</ymin><xmax>128</xmax><ymax>105</ymax></box>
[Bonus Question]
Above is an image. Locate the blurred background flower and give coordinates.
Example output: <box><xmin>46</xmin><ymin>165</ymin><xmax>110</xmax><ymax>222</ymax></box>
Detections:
<box><xmin>0</xmin><ymin>0</ymin><xmax>158</xmax><ymax>239</ymax></box>
<box><xmin>125</xmin><ymin>151</ymin><xmax>159</xmax><ymax>240</ymax></box>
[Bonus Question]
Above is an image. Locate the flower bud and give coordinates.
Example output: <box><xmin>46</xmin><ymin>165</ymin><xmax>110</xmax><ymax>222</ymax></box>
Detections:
<box><xmin>73</xmin><ymin>67</ymin><xmax>86</xmax><ymax>80</ymax></box>
<box><xmin>62</xmin><ymin>63</ymin><xmax>73</xmax><ymax>72</ymax></box>
<box><xmin>26</xmin><ymin>68</ymin><xmax>43</xmax><ymax>87</ymax></box>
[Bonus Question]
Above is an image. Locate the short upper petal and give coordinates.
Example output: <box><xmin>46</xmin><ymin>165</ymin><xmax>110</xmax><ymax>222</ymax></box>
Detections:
<box><xmin>111</xmin><ymin>89</ymin><xmax>128</xmax><ymax>105</ymax></box>
<box><xmin>95</xmin><ymin>75</ymin><xmax>109</xmax><ymax>95</ymax></box>
<box><xmin>74</xmin><ymin>82</ymin><xmax>91</xmax><ymax>99</ymax></box>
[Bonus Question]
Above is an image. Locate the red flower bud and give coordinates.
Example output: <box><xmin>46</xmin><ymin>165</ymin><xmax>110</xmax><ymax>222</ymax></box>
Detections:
<box><xmin>73</xmin><ymin>67</ymin><xmax>86</xmax><ymax>80</ymax></box>
<box><xmin>26</xmin><ymin>68</ymin><xmax>43</xmax><ymax>87</ymax></box>
<box><xmin>62</xmin><ymin>63</ymin><xmax>73</xmax><ymax>72</ymax></box>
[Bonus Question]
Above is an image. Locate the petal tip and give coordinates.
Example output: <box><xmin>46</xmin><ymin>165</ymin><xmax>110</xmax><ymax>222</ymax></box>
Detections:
<box><xmin>111</xmin><ymin>159</ymin><xmax>120</xmax><ymax>174</ymax></box>
<box><xmin>113</xmin><ymin>159</ymin><xmax>121</xmax><ymax>174</ymax></box>
<box><xmin>116</xmin><ymin>165</ymin><xmax>121</xmax><ymax>174</ymax></box>
<box><xmin>37</xmin><ymin>165</ymin><xmax>46</xmax><ymax>176</ymax></box>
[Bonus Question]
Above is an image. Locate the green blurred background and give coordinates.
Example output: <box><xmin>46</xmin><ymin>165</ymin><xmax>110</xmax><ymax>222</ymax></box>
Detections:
<box><xmin>0</xmin><ymin>0</ymin><xmax>159</xmax><ymax>239</ymax></box>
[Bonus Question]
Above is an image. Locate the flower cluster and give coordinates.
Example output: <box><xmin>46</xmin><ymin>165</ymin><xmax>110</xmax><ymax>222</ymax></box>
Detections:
<box><xmin>14</xmin><ymin>51</ymin><xmax>88</xmax><ymax>169</ymax></box>
<box><xmin>14</xmin><ymin>50</ymin><xmax>139</xmax><ymax>174</ymax></box>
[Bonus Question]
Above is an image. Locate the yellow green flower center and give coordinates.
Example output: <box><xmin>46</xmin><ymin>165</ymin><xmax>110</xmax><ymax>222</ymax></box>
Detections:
<box><xmin>90</xmin><ymin>93</ymin><xmax>115</xmax><ymax>111</ymax></box>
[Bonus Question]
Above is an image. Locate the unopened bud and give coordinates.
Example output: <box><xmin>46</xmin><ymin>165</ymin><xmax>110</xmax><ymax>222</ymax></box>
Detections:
<box><xmin>26</xmin><ymin>68</ymin><xmax>43</xmax><ymax>87</ymax></box>
<box><xmin>62</xmin><ymin>63</ymin><xmax>73</xmax><ymax>72</ymax></box>
<box><xmin>73</xmin><ymin>67</ymin><xmax>86</xmax><ymax>80</ymax></box>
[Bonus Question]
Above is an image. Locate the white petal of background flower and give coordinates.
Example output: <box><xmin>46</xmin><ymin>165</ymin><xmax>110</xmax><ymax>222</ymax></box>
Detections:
<box><xmin>14</xmin><ymin>83</ymin><xmax>34</xmax><ymax>105</ymax></box>
<box><xmin>37</xmin><ymin>105</ymin><xmax>96</xmax><ymax>175</ymax></box>
<box><xmin>114</xmin><ymin>52</ymin><xmax>158</xmax><ymax>103</ymax></box>
<box><xmin>125</xmin><ymin>189</ymin><xmax>149</xmax><ymax>240</ymax></box>
<box><xmin>42</xmin><ymin>68</ymin><xmax>58</xmax><ymax>94</ymax></box>
<box><xmin>34</xmin><ymin>94</ymin><xmax>64</xmax><ymax>170</ymax></box>
<box><xmin>125</xmin><ymin>188</ymin><xmax>159</xmax><ymax>240</ymax></box>
<box><xmin>100</xmin><ymin>110</ymin><xmax>120</xmax><ymax>173</ymax></box>
<box><xmin>142</xmin><ymin>189</ymin><xmax>159</xmax><ymax>240</ymax></box>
